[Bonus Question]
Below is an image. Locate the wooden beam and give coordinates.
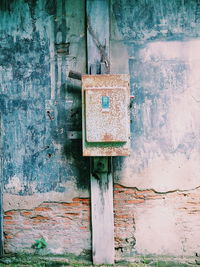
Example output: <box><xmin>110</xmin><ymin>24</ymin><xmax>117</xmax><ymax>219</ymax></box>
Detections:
<box><xmin>90</xmin><ymin>157</ymin><xmax>114</xmax><ymax>264</ymax></box>
<box><xmin>90</xmin><ymin>162</ymin><xmax>114</xmax><ymax>264</ymax></box>
<box><xmin>0</xmin><ymin>116</ymin><xmax>3</xmax><ymax>255</ymax></box>
<box><xmin>86</xmin><ymin>0</ymin><xmax>114</xmax><ymax>264</ymax></box>
<box><xmin>0</xmin><ymin>182</ymin><xmax>3</xmax><ymax>256</ymax></box>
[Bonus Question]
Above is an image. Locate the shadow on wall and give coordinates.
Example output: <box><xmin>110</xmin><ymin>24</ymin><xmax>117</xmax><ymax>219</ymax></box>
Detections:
<box><xmin>63</xmin><ymin>82</ymin><xmax>90</xmax><ymax>191</ymax></box>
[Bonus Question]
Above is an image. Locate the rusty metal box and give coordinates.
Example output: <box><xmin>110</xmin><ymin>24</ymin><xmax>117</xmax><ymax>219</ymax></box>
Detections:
<box><xmin>82</xmin><ymin>74</ymin><xmax>130</xmax><ymax>156</ymax></box>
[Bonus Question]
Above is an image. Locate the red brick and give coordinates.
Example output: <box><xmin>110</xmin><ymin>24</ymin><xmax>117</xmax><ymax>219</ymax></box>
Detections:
<box><xmin>81</xmin><ymin>200</ymin><xmax>90</xmax><ymax>205</ymax></box>
<box><xmin>114</xmin><ymin>184</ymin><xmax>124</xmax><ymax>189</ymax></box>
<box><xmin>4</xmin><ymin>220</ymin><xmax>13</xmax><ymax>225</ymax></box>
<box><xmin>4</xmin><ymin>216</ymin><xmax>12</xmax><ymax>220</ymax></box>
<box><xmin>65</xmin><ymin>212</ymin><xmax>80</xmax><ymax>216</ymax></box>
<box><xmin>72</xmin><ymin>197</ymin><xmax>89</xmax><ymax>202</ymax></box>
<box><xmin>125</xmin><ymin>199</ymin><xmax>145</xmax><ymax>204</ymax></box>
<box><xmin>21</xmin><ymin>211</ymin><xmax>32</xmax><ymax>216</ymax></box>
<box><xmin>146</xmin><ymin>195</ymin><xmax>164</xmax><ymax>200</ymax></box>
<box><xmin>32</xmin><ymin>220</ymin><xmax>47</xmax><ymax>224</ymax></box>
<box><xmin>31</xmin><ymin>215</ymin><xmax>50</xmax><ymax>220</ymax></box>
<box><xmin>61</xmin><ymin>202</ymin><xmax>81</xmax><ymax>207</ymax></box>
<box><xmin>120</xmin><ymin>190</ymin><xmax>137</xmax><ymax>195</ymax></box>
<box><xmin>4</xmin><ymin>235</ymin><xmax>13</xmax><ymax>239</ymax></box>
<box><xmin>4</xmin><ymin>211</ymin><xmax>17</xmax><ymax>216</ymax></box>
<box><xmin>114</xmin><ymin>194</ymin><xmax>127</xmax><ymax>200</ymax></box>
<box><xmin>114</xmin><ymin>222</ymin><xmax>130</xmax><ymax>226</ymax></box>
<box><xmin>34</xmin><ymin>207</ymin><xmax>52</xmax><ymax>212</ymax></box>
<box><xmin>23</xmin><ymin>220</ymin><xmax>34</xmax><ymax>225</ymax></box>
<box><xmin>115</xmin><ymin>214</ymin><xmax>131</xmax><ymax>219</ymax></box>
<box><xmin>3</xmin><ymin>225</ymin><xmax>13</xmax><ymax>229</ymax></box>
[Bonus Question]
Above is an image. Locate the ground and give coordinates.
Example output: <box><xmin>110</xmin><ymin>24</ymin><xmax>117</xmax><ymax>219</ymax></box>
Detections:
<box><xmin>0</xmin><ymin>254</ymin><xmax>199</xmax><ymax>267</ymax></box>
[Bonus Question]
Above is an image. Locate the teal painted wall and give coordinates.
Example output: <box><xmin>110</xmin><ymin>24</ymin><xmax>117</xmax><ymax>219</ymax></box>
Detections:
<box><xmin>111</xmin><ymin>0</ymin><xmax>200</xmax><ymax>192</ymax></box>
<box><xmin>0</xmin><ymin>0</ymin><xmax>88</xmax><ymax>195</ymax></box>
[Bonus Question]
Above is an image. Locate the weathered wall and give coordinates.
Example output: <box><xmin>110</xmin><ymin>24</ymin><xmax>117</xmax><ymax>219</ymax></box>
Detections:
<box><xmin>0</xmin><ymin>0</ymin><xmax>88</xmax><ymax>195</ymax></box>
<box><xmin>0</xmin><ymin>0</ymin><xmax>90</xmax><ymax>255</ymax></box>
<box><xmin>111</xmin><ymin>0</ymin><xmax>200</xmax><ymax>258</ymax></box>
<box><xmin>4</xmin><ymin>197</ymin><xmax>90</xmax><ymax>255</ymax></box>
<box><xmin>1</xmin><ymin>0</ymin><xmax>200</xmax><ymax>260</ymax></box>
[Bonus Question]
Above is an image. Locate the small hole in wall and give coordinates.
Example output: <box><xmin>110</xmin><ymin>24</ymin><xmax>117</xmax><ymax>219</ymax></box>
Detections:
<box><xmin>47</xmin><ymin>153</ymin><xmax>52</xmax><ymax>158</ymax></box>
<box><xmin>46</xmin><ymin>110</ymin><xmax>54</xmax><ymax>120</ymax></box>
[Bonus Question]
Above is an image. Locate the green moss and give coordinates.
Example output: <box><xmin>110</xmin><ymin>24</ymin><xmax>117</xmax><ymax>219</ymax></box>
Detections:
<box><xmin>0</xmin><ymin>254</ymin><xmax>197</xmax><ymax>266</ymax></box>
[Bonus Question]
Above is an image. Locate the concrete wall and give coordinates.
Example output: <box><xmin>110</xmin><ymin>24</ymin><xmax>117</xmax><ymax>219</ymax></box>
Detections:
<box><xmin>0</xmin><ymin>0</ymin><xmax>90</xmax><ymax>255</ymax></box>
<box><xmin>1</xmin><ymin>0</ymin><xmax>200</xmax><ymax>260</ymax></box>
<box><xmin>111</xmin><ymin>0</ymin><xmax>200</xmax><ymax>258</ymax></box>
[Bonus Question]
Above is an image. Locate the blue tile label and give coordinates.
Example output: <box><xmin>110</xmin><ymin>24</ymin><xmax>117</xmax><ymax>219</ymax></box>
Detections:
<box><xmin>102</xmin><ymin>96</ymin><xmax>110</xmax><ymax>109</ymax></box>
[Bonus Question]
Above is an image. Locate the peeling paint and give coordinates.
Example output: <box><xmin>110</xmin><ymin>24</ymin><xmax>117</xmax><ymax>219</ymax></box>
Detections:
<box><xmin>0</xmin><ymin>0</ymin><xmax>88</xmax><ymax>195</ymax></box>
<box><xmin>4</xmin><ymin>181</ymin><xmax>89</xmax><ymax>211</ymax></box>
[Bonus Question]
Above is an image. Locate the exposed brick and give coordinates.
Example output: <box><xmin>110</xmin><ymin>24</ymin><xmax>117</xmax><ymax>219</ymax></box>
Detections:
<box><xmin>72</xmin><ymin>197</ymin><xmax>89</xmax><ymax>203</ymax></box>
<box><xmin>3</xmin><ymin>225</ymin><xmax>14</xmax><ymax>230</ymax></box>
<box><xmin>122</xmin><ymin>190</ymin><xmax>137</xmax><ymax>195</ymax></box>
<box><xmin>4</xmin><ymin>235</ymin><xmax>13</xmax><ymax>239</ymax></box>
<box><xmin>4</xmin><ymin>184</ymin><xmax>200</xmax><ymax>259</ymax></box>
<box><xmin>4</xmin><ymin>216</ymin><xmax>12</xmax><ymax>220</ymax></box>
<box><xmin>125</xmin><ymin>199</ymin><xmax>145</xmax><ymax>204</ymax></box>
<box><xmin>21</xmin><ymin>211</ymin><xmax>32</xmax><ymax>216</ymax></box>
<box><xmin>61</xmin><ymin>202</ymin><xmax>81</xmax><ymax>207</ymax></box>
<box><xmin>114</xmin><ymin>184</ymin><xmax>124</xmax><ymax>189</ymax></box>
<box><xmin>4</xmin><ymin>220</ymin><xmax>14</xmax><ymax>225</ymax></box>
<box><xmin>31</xmin><ymin>215</ymin><xmax>50</xmax><ymax>220</ymax></box>
<box><xmin>34</xmin><ymin>207</ymin><xmax>52</xmax><ymax>212</ymax></box>
<box><xmin>65</xmin><ymin>212</ymin><xmax>80</xmax><ymax>216</ymax></box>
<box><xmin>115</xmin><ymin>214</ymin><xmax>131</xmax><ymax>219</ymax></box>
<box><xmin>147</xmin><ymin>196</ymin><xmax>165</xmax><ymax>200</ymax></box>
<box><xmin>4</xmin><ymin>211</ymin><xmax>17</xmax><ymax>216</ymax></box>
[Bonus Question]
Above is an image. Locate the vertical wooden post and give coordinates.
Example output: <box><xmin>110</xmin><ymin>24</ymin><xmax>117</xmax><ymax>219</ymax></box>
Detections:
<box><xmin>86</xmin><ymin>0</ymin><xmax>110</xmax><ymax>74</ymax></box>
<box><xmin>86</xmin><ymin>0</ymin><xmax>114</xmax><ymax>264</ymax></box>
<box><xmin>0</xmin><ymin>115</ymin><xmax>3</xmax><ymax>255</ymax></box>
<box><xmin>90</xmin><ymin>157</ymin><xmax>114</xmax><ymax>264</ymax></box>
<box><xmin>0</xmin><ymin>178</ymin><xmax>3</xmax><ymax>256</ymax></box>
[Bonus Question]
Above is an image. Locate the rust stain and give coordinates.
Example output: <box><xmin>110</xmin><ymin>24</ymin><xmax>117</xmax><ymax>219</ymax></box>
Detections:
<box><xmin>102</xmin><ymin>133</ymin><xmax>114</xmax><ymax>142</ymax></box>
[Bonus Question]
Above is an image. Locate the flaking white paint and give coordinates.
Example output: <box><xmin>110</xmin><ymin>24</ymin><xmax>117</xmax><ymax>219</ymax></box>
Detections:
<box><xmin>120</xmin><ymin>40</ymin><xmax>200</xmax><ymax>192</ymax></box>
<box><xmin>4</xmin><ymin>181</ymin><xmax>89</xmax><ymax>211</ymax></box>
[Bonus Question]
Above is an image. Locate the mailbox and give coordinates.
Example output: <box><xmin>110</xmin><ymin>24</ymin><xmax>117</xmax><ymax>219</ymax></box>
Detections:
<box><xmin>82</xmin><ymin>74</ymin><xmax>130</xmax><ymax>156</ymax></box>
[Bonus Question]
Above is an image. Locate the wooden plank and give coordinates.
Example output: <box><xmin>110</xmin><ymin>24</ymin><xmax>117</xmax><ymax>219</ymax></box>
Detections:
<box><xmin>87</xmin><ymin>0</ymin><xmax>110</xmax><ymax>74</ymax></box>
<box><xmin>0</xmin><ymin>115</ymin><xmax>3</xmax><ymax>255</ymax></box>
<box><xmin>0</xmin><ymin>179</ymin><xmax>3</xmax><ymax>256</ymax></box>
<box><xmin>86</xmin><ymin>1</ymin><xmax>114</xmax><ymax>263</ymax></box>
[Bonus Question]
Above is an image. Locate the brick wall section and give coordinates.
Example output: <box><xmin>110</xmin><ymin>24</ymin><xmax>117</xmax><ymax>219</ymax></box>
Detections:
<box><xmin>3</xmin><ymin>184</ymin><xmax>200</xmax><ymax>256</ymax></box>
<box><xmin>3</xmin><ymin>198</ymin><xmax>91</xmax><ymax>255</ymax></box>
<box><xmin>114</xmin><ymin>184</ymin><xmax>158</xmax><ymax>256</ymax></box>
<box><xmin>113</xmin><ymin>184</ymin><xmax>200</xmax><ymax>257</ymax></box>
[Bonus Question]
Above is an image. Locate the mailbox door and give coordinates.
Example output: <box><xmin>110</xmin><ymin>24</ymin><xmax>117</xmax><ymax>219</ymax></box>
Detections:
<box><xmin>82</xmin><ymin>74</ymin><xmax>130</xmax><ymax>156</ymax></box>
<box><xmin>85</xmin><ymin>88</ymin><xmax>128</xmax><ymax>142</ymax></box>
